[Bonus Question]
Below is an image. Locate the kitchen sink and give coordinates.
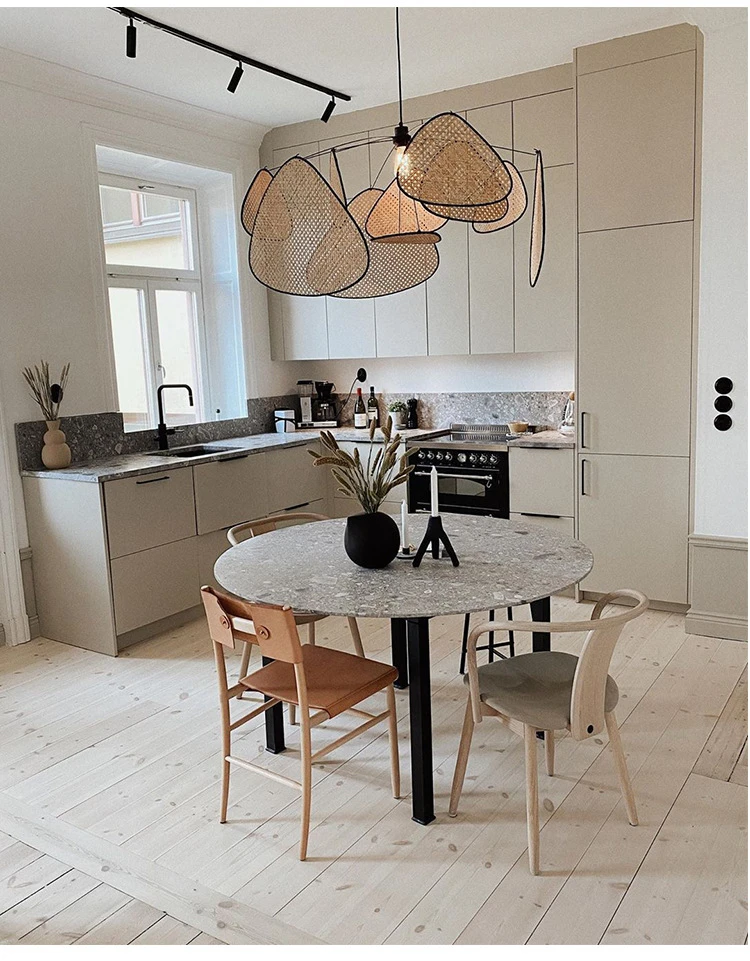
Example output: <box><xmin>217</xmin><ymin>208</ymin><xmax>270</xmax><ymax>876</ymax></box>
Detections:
<box><xmin>160</xmin><ymin>445</ymin><xmax>236</xmax><ymax>458</ymax></box>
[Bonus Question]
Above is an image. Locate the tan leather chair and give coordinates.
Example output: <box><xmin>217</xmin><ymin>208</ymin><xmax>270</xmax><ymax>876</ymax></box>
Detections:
<box><xmin>449</xmin><ymin>589</ymin><xmax>649</xmax><ymax>875</ymax></box>
<box><xmin>201</xmin><ymin>586</ymin><xmax>400</xmax><ymax>860</ymax></box>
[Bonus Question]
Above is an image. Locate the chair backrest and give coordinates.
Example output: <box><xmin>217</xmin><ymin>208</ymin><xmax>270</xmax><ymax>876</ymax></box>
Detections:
<box><xmin>200</xmin><ymin>585</ymin><xmax>256</xmax><ymax>650</ymax></box>
<box><xmin>244</xmin><ymin>601</ymin><xmax>304</xmax><ymax>664</ymax></box>
<box><xmin>227</xmin><ymin>512</ymin><xmax>329</xmax><ymax>546</ymax></box>
<box><xmin>569</xmin><ymin>589</ymin><xmax>648</xmax><ymax>739</ymax></box>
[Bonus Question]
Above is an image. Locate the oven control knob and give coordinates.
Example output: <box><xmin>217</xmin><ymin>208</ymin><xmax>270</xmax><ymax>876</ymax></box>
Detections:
<box><xmin>417</xmin><ymin>450</ymin><xmax>425</xmax><ymax>459</ymax></box>
<box><xmin>457</xmin><ymin>452</ymin><xmax>467</xmax><ymax>463</ymax></box>
<box><xmin>468</xmin><ymin>453</ymin><xmax>478</xmax><ymax>464</ymax></box>
<box><xmin>435</xmin><ymin>451</ymin><xmax>443</xmax><ymax>461</ymax></box>
<box><xmin>444</xmin><ymin>452</ymin><xmax>453</xmax><ymax>462</ymax></box>
<box><xmin>479</xmin><ymin>453</ymin><xmax>488</xmax><ymax>464</ymax></box>
<box><xmin>489</xmin><ymin>453</ymin><xmax>498</xmax><ymax>465</ymax></box>
<box><xmin>426</xmin><ymin>451</ymin><xmax>434</xmax><ymax>460</ymax></box>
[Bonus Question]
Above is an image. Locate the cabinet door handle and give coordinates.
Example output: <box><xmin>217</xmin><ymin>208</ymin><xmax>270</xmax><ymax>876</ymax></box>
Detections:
<box><xmin>284</xmin><ymin>502</ymin><xmax>310</xmax><ymax>512</ymax></box>
<box><xmin>580</xmin><ymin>459</ymin><xmax>589</xmax><ymax>496</ymax></box>
<box><xmin>580</xmin><ymin>411</ymin><xmax>588</xmax><ymax>449</ymax></box>
<box><xmin>136</xmin><ymin>475</ymin><xmax>170</xmax><ymax>485</ymax></box>
<box><xmin>520</xmin><ymin>512</ymin><xmax>562</xmax><ymax>519</ymax></box>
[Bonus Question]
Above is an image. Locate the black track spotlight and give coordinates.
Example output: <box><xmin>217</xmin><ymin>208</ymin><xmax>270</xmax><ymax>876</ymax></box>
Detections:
<box><xmin>321</xmin><ymin>97</ymin><xmax>336</xmax><ymax>123</ymax></box>
<box><xmin>126</xmin><ymin>17</ymin><xmax>137</xmax><ymax>58</ymax></box>
<box><xmin>227</xmin><ymin>61</ymin><xmax>244</xmax><ymax>93</ymax></box>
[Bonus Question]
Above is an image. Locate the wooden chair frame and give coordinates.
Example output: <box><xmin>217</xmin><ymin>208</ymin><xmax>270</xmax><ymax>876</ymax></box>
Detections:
<box><xmin>201</xmin><ymin>586</ymin><xmax>399</xmax><ymax>861</ymax></box>
<box><xmin>449</xmin><ymin>589</ymin><xmax>648</xmax><ymax>875</ymax></box>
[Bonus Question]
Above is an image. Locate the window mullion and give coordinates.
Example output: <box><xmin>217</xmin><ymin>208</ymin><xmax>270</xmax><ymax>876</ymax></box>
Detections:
<box><xmin>143</xmin><ymin>280</ymin><xmax>162</xmax><ymax>427</ymax></box>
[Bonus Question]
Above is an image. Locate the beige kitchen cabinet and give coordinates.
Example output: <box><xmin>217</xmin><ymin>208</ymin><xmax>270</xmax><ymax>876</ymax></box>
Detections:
<box><xmin>577</xmin><ymin>51</ymin><xmax>696</xmax><ymax>232</ymax></box>
<box><xmin>509</xmin><ymin>447</ymin><xmax>574</xmax><ymax>518</ymax></box>
<box><xmin>103</xmin><ymin>468</ymin><xmax>196</xmax><ymax>559</ymax></box>
<box><xmin>427</xmin><ymin>220</ymin><xmax>469</xmax><ymax>355</ymax></box>
<box><xmin>578</xmin><ymin>221</ymin><xmax>693</xmax><ymax>456</ymax></box>
<box><xmin>513</xmin><ymin>164</ymin><xmax>576</xmax><ymax>353</ymax></box>
<box><xmin>577</xmin><ymin>452</ymin><xmax>689</xmax><ymax>603</ymax></box>
<box><xmin>110</xmin><ymin>537</ymin><xmax>199</xmax><ymax>638</ymax></box>
<box><xmin>510</xmin><ymin>512</ymin><xmax>574</xmax><ymax>537</ymax></box>
<box><xmin>268</xmin><ymin>291</ymin><xmax>285</xmax><ymax>361</ymax></box>
<box><xmin>375</xmin><ymin>284</ymin><xmax>428</xmax><ymax>357</ymax></box>
<box><xmin>193</xmin><ymin>453</ymin><xmax>269</xmax><ymax>534</ymax></box>
<box><xmin>266</xmin><ymin>444</ymin><xmax>325</xmax><ymax>514</ymax></box>
<box><xmin>513</xmin><ymin>89</ymin><xmax>575</xmax><ymax>171</ymax></box>
<box><xmin>468</xmin><ymin>222</ymin><xmax>514</xmax><ymax>354</ymax></box>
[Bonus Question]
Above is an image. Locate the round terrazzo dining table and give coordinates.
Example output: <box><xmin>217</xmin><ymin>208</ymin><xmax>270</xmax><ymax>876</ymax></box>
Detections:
<box><xmin>214</xmin><ymin>514</ymin><xmax>593</xmax><ymax>826</ymax></box>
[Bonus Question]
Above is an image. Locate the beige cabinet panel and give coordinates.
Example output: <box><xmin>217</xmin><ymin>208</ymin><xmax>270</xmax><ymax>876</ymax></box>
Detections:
<box><xmin>509</xmin><ymin>447</ymin><xmax>574</xmax><ymax>517</ymax></box>
<box><xmin>193</xmin><ymin>453</ymin><xmax>269</xmax><ymax>534</ymax></box>
<box><xmin>577</xmin><ymin>52</ymin><xmax>696</xmax><ymax>231</ymax></box>
<box><xmin>104</xmin><ymin>469</ymin><xmax>196</xmax><ymax>559</ymax></box>
<box><xmin>510</xmin><ymin>512</ymin><xmax>575</xmax><ymax>537</ymax></box>
<box><xmin>468</xmin><ymin>224</ymin><xmax>514</xmax><ymax>354</ymax></box>
<box><xmin>282</xmin><ymin>295</ymin><xmax>329</xmax><ymax>360</ymax></box>
<box><xmin>111</xmin><ymin>537</ymin><xmax>199</xmax><ymax>635</ymax></box>
<box><xmin>375</xmin><ymin>284</ymin><xmax>428</xmax><ymax>357</ymax></box>
<box><xmin>427</xmin><ymin>220</ymin><xmax>469</xmax><ymax>355</ymax></box>
<box><xmin>267</xmin><ymin>291</ymin><xmax>285</xmax><ymax>360</ymax></box>
<box><xmin>514</xmin><ymin>164</ymin><xmax>576</xmax><ymax>353</ymax></box>
<box><xmin>513</xmin><ymin>89</ymin><xmax>575</xmax><ymax>171</ymax></box>
<box><xmin>578</xmin><ymin>453</ymin><xmax>689</xmax><ymax>603</ymax></box>
<box><xmin>197</xmin><ymin>528</ymin><xmax>233</xmax><ymax>590</ymax></box>
<box><xmin>578</xmin><ymin>222</ymin><xmax>693</xmax><ymax>456</ymax></box>
<box><xmin>465</xmin><ymin>102</ymin><xmax>512</xmax><ymax>150</ymax></box>
<box><xmin>266</xmin><ymin>444</ymin><xmax>326</xmax><ymax>513</ymax></box>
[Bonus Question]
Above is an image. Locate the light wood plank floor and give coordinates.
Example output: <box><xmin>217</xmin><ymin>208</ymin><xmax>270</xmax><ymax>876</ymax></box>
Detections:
<box><xmin>0</xmin><ymin>598</ymin><xmax>746</xmax><ymax>945</ymax></box>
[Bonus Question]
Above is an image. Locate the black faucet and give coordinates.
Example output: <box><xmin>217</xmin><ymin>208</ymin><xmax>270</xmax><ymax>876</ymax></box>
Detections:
<box><xmin>156</xmin><ymin>383</ymin><xmax>194</xmax><ymax>450</ymax></box>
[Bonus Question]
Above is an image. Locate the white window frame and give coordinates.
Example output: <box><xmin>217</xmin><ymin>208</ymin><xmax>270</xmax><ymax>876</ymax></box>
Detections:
<box><xmin>100</xmin><ymin>173</ymin><xmax>209</xmax><ymax>428</ymax></box>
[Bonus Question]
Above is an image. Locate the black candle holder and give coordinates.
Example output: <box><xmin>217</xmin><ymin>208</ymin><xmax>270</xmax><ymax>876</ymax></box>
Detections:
<box><xmin>412</xmin><ymin>514</ymin><xmax>460</xmax><ymax>568</ymax></box>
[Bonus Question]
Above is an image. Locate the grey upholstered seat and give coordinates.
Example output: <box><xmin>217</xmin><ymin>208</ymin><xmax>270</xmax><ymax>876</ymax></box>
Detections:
<box><xmin>464</xmin><ymin>650</ymin><xmax>619</xmax><ymax>731</ymax></box>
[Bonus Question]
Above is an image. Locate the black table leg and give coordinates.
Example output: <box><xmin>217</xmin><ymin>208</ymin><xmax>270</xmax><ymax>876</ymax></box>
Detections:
<box><xmin>406</xmin><ymin>617</ymin><xmax>435</xmax><ymax>825</ymax></box>
<box><xmin>391</xmin><ymin>618</ymin><xmax>409</xmax><ymax>689</ymax></box>
<box><xmin>530</xmin><ymin>596</ymin><xmax>551</xmax><ymax>652</ymax></box>
<box><xmin>262</xmin><ymin>656</ymin><xmax>286</xmax><ymax>754</ymax></box>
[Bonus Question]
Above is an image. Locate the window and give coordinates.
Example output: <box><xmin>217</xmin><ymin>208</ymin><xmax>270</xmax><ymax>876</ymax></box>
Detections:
<box><xmin>99</xmin><ymin>174</ymin><xmax>207</xmax><ymax>430</ymax></box>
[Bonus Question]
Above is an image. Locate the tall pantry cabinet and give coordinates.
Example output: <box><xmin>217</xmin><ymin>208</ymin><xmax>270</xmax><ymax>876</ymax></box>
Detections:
<box><xmin>575</xmin><ymin>25</ymin><xmax>701</xmax><ymax>605</ymax></box>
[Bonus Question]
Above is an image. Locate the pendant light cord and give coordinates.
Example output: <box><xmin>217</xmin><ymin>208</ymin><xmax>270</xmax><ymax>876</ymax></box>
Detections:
<box><xmin>395</xmin><ymin>7</ymin><xmax>404</xmax><ymax>127</ymax></box>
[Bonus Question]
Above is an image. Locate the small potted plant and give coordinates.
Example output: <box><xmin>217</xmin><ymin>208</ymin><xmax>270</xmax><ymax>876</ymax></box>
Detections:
<box><xmin>387</xmin><ymin>400</ymin><xmax>408</xmax><ymax>431</ymax></box>
<box><xmin>309</xmin><ymin>417</ymin><xmax>415</xmax><ymax>568</ymax></box>
<box><xmin>22</xmin><ymin>361</ymin><xmax>72</xmax><ymax>469</ymax></box>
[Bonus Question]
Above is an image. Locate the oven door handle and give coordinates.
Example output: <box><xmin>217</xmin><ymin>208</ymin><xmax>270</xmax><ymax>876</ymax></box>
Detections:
<box><xmin>413</xmin><ymin>469</ymin><xmax>494</xmax><ymax>482</ymax></box>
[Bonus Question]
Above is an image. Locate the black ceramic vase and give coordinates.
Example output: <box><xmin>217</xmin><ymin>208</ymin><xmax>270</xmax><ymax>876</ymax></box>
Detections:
<box><xmin>344</xmin><ymin>511</ymin><xmax>401</xmax><ymax>569</ymax></box>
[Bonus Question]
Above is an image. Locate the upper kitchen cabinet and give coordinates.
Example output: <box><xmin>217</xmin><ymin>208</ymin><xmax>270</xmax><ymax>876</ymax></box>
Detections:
<box><xmin>513</xmin><ymin>164</ymin><xmax>576</xmax><ymax>353</ymax></box>
<box><xmin>577</xmin><ymin>50</ymin><xmax>696</xmax><ymax>231</ymax></box>
<box><xmin>427</xmin><ymin>220</ymin><xmax>469</xmax><ymax>355</ymax></box>
<box><xmin>322</xmin><ymin>131</ymin><xmax>376</xmax><ymax>359</ymax></box>
<box><xmin>513</xmin><ymin>89</ymin><xmax>575</xmax><ymax>171</ymax></box>
<box><xmin>578</xmin><ymin>221</ymin><xmax>694</xmax><ymax>457</ymax></box>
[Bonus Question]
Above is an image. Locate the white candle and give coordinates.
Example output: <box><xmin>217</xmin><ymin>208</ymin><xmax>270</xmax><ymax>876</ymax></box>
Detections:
<box><xmin>400</xmin><ymin>499</ymin><xmax>409</xmax><ymax>551</ymax></box>
<box><xmin>430</xmin><ymin>466</ymin><xmax>439</xmax><ymax>517</ymax></box>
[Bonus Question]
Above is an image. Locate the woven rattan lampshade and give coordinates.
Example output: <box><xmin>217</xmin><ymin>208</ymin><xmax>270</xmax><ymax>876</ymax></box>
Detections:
<box><xmin>472</xmin><ymin>161</ymin><xmax>528</xmax><ymax>233</ymax></box>
<box><xmin>249</xmin><ymin>157</ymin><xmax>369</xmax><ymax>296</ymax></box>
<box><xmin>240</xmin><ymin>169</ymin><xmax>272</xmax><ymax>236</ymax></box>
<box><xmin>397</xmin><ymin>112</ymin><xmax>512</xmax><ymax>209</ymax></box>
<box><xmin>424</xmin><ymin>196</ymin><xmax>508</xmax><ymax>224</ymax></box>
<box><xmin>365</xmin><ymin>177</ymin><xmax>445</xmax><ymax>244</ymax></box>
<box><xmin>333</xmin><ymin>188</ymin><xmax>439</xmax><ymax>298</ymax></box>
<box><xmin>529</xmin><ymin>150</ymin><xmax>545</xmax><ymax>287</ymax></box>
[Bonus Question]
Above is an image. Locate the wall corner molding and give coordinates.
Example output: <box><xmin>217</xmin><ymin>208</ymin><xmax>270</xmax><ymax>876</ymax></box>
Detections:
<box><xmin>686</xmin><ymin>533</ymin><xmax>748</xmax><ymax>641</ymax></box>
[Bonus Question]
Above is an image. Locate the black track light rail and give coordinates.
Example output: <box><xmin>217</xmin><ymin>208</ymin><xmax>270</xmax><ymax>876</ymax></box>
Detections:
<box><xmin>109</xmin><ymin>7</ymin><xmax>352</xmax><ymax>104</ymax></box>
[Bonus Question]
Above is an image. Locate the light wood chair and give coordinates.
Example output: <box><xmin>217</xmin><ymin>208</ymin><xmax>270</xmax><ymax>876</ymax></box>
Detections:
<box><xmin>449</xmin><ymin>589</ymin><xmax>649</xmax><ymax>875</ymax></box>
<box><xmin>201</xmin><ymin>586</ymin><xmax>400</xmax><ymax>860</ymax></box>
<box><xmin>227</xmin><ymin>512</ymin><xmax>365</xmax><ymax>722</ymax></box>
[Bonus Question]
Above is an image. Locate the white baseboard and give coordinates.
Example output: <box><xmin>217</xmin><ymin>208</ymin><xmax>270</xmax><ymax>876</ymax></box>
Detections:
<box><xmin>687</xmin><ymin>534</ymin><xmax>747</xmax><ymax>641</ymax></box>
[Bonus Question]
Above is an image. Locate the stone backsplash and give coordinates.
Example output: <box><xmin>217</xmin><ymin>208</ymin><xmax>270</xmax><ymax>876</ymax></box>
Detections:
<box><xmin>15</xmin><ymin>391</ymin><xmax>569</xmax><ymax>470</ymax></box>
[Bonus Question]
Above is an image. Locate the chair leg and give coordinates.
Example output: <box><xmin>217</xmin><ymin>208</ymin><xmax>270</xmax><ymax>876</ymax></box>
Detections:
<box><xmin>488</xmin><ymin>610</ymin><xmax>495</xmax><ymax>662</ymax></box>
<box><xmin>347</xmin><ymin>616</ymin><xmax>365</xmax><ymax>657</ymax></box>
<box><xmin>524</xmin><ymin>725</ymin><xmax>540</xmax><ymax>875</ymax></box>
<box><xmin>235</xmin><ymin>643</ymin><xmax>252</xmax><ymax>699</ymax></box>
<box><xmin>289</xmin><ymin>701</ymin><xmax>297</xmax><ymax>726</ymax></box>
<box><xmin>220</xmin><ymin>699</ymin><xmax>231</xmax><ymax>823</ymax></box>
<box><xmin>299</xmin><ymin>712</ymin><xmax>312</xmax><ymax>861</ymax></box>
<box><xmin>307</xmin><ymin>620</ymin><xmax>316</xmax><ymax>646</ymax></box>
<box><xmin>386</xmin><ymin>684</ymin><xmax>400</xmax><ymax>798</ymax></box>
<box><xmin>449</xmin><ymin>698</ymin><xmax>475</xmax><ymax>817</ymax></box>
<box><xmin>544</xmin><ymin>730</ymin><xmax>555</xmax><ymax>776</ymax></box>
<box><xmin>605</xmin><ymin>710</ymin><xmax>638</xmax><ymax>826</ymax></box>
<box><xmin>507</xmin><ymin>606</ymin><xmax>515</xmax><ymax>656</ymax></box>
<box><xmin>220</xmin><ymin>758</ymin><xmax>230</xmax><ymax>823</ymax></box>
<box><xmin>459</xmin><ymin>612</ymin><xmax>470</xmax><ymax>675</ymax></box>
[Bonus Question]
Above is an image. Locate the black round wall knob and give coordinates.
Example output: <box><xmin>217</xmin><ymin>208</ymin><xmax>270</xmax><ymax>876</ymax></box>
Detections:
<box><xmin>714</xmin><ymin>395</ymin><xmax>733</xmax><ymax>413</ymax></box>
<box><xmin>714</xmin><ymin>414</ymin><xmax>733</xmax><ymax>431</ymax></box>
<box><xmin>715</xmin><ymin>377</ymin><xmax>734</xmax><ymax>394</ymax></box>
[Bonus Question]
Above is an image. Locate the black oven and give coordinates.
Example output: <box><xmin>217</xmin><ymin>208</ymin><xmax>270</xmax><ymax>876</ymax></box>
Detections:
<box><xmin>407</xmin><ymin>448</ymin><xmax>509</xmax><ymax>517</ymax></box>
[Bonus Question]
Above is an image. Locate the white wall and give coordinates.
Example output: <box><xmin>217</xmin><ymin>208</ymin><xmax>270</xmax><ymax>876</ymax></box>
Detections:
<box><xmin>692</xmin><ymin>18</ymin><xmax>748</xmax><ymax>538</ymax></box>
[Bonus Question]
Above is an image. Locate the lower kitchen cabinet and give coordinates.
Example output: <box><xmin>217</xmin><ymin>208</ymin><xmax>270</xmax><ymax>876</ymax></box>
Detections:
<box><xmin>578</xmin><ymin>452</ymin><xmax>689</xmax><ymax>604</ymax></box>
<box><xmin>510</xmin><ymin>512</ymin><xmax>575</xmax><ymax>537</ymax></box>
<box><xmin>509</xmin><ymin>447</ymin><xmax>574</xmax><ymax>518</ymax></box>
<box><xmin>193</xmin><ymin>452</ymin><xmax>268</xmax><ymax>534</ymax></box>
<box><xmin>266</xmin><ymin>444</ymin><xmax>325</xmax><ymax>513</ymax></box>
<box><xmin>103</xmin><ymin>468</ymin><xmax>195</xmax><ymax>559</ymax></box>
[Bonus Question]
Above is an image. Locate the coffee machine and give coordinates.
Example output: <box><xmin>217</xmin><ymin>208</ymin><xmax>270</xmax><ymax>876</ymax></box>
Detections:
<box><xmin>311</xmin><ymin>381</ymin><xmax>338</xmax><ymax>427</ymax></box>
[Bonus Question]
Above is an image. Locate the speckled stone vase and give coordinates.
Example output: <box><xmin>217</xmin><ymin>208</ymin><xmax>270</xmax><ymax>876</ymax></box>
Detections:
<box><xmin>41</xmin><ymin>420</ymin><xmax>71</xmax><ymax>469</ymax></box>
<box><xmin>344</xmin><ymin>511</ymin><xmax>401</xmax><ymax>569</ymax></box>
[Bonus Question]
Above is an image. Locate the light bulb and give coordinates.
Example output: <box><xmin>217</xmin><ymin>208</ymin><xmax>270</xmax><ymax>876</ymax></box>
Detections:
<box><xmin>394</xmin><ymin>145</ymin><xmax>409</xmax><ymax>176</ymax></box>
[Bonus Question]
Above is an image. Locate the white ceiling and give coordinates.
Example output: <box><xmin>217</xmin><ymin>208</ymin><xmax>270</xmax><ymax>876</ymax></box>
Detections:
<box><xmin>0</xmin><ymin>6</ymin><xmax>744</xmax><ymax>129</ymax></box>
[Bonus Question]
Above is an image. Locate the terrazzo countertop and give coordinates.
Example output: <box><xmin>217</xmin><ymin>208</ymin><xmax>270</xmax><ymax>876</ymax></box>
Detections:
<box><xmin>507</xmin><ymin>430</ymin><xmax>575</xmax><ymax>449</ymax></box>
<box><xmin>20</xmin><ymin>426</ymin><xmax>441</xmax><ymax>484</ymax></box>
<box><xmin>214</xmin><ymin>515</ymin><xmax>593</xmax><ymax>618</ymax></box>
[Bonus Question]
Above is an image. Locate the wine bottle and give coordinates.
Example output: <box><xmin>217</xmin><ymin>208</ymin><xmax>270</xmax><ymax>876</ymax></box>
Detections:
<box><xmin>354</xmin><ymin>387</ymin><xmax>367</xmax><ymax>428</ymax></box>
<box><xmin>367</xmin><ymin>386</ymin><xmax>379</xmax><ymax>427</ymax></box>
